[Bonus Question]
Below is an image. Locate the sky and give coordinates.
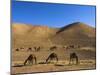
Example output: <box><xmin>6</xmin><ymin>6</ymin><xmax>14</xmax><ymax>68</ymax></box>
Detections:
<box><xmin>12</xmin><ymin>0</ymin><xmax>96</xmax><ymax>28</ymax></box>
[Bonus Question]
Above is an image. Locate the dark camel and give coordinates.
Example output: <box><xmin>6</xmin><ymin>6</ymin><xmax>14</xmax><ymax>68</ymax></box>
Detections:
<box><xmin>34</xmin><ymin>46</ymin><xmax>40</xmax><ymax>51</ymax></box>
<box><xmin>27</xmin><ymin>47</ymin><xmax>32</xmax><ymax>51</ymax></box>
<box><xmin>69</xmin><ymin>52</ymin><xmax>79</xmax><ymax>65</ymax></box>
<box><xmin>50</xmin><ymin>46</ymin><xmax>57</xmax><ymax>51</ymax></box>
<box><xmin>24</xmin><ymin>54</ymin><xmax>37</xmax><ymax>66</ymax></box>
<box><xmin>15</xmin><ymin>48</ymin><xmax>19</xmax><ymax>51</ymax></box>
<box><xmin>69</xmin><ymin>45</ymin><xmax>74</xmax><ymax>48</ymax></box>
<box><xmin>46</xmin><ymin>53</ymin><xmax>58</xmax><ymax>64</ymax></box>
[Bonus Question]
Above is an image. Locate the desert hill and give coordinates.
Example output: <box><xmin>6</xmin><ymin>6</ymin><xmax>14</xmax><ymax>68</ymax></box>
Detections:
<box><xmin>51</xmin><ymin>22</ymin><xmax>95</xmax><ymax>46</ymax></box>
<box><xmin>12</xmin><ymin>22</ymin><xmax>95</xmax><ymax>48</ymax></box>
<box><xmin>56</xmin><ymin>22</ymin><xmax>95</xmax><ymax>37</ymax></box>
<box><xmin>12</xmin><ymin>23</ymin><xmax>58</xmax><ymax>47</ymax></box>
<box><xmin>12</xmin><ymin>23</ymin><xmax>57</xmax><ymax>35</ymax></box>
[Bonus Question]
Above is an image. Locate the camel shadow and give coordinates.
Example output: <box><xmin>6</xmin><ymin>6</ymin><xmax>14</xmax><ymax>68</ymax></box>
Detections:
<box><xmin>54</xmin><ymin>64</ymin><xmax>65</xmax><ymax>66</ymax></box>
<box><xmin>12</xmin><ymin>64</ymin><xmax>24</xmax><ymax>67</ymax></box>
<box><xmin>38</xmin><ymin>62</ymin><xmax>46</xmax><ymax>64</ymax></box>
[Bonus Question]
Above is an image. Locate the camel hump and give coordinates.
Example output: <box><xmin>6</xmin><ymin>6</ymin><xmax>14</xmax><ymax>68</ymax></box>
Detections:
<box><xmin>71</xmin><ymin>52</ymin><xmax>76</xmax><ymax>56</ymax></box>
<box><xmin>50</xmin><ymin>53</ymin><xmax>57</xmax><ymax>57</ymax></box>
<box><xmin>51</xmin><ymin>53</ymin><xmax>56</xmax><ymax>55</ymax></box>
<box><xmin>30</xmin><ymin>54</ymin><xmax>36</xmax><ymax>57</ymax></box>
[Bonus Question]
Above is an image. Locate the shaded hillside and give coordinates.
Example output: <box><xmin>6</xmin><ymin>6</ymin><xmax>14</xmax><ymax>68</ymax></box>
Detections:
<box><xmin>56</xmin><ymin>22</ymin><xmax>95</xmax><ymax>37</ymax></box>
<box><xmin>12</xmin><ymin>22</ymin><xmax>96</xmax><ymax>47</ymax></box>
<box><xmin>51</xmin><ymin>22</ymin><xmax>95</xmax><ymax>46</ymax></box>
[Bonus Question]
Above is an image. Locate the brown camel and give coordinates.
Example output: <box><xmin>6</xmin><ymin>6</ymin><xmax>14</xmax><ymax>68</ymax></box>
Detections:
<box><xmin>34</xmin><ymin>46</ymin><xmax>40</xmax><ymax>51</ymax></box>
<box><xmin>46</xmin><ymin>53</ymin><xmax>58</xmax><ymax>64</ymax></box>
<box><xmin>15</xmin><ymin>48</ymin><xmax>19</xmax><ymax>51</ymax></box>
<box><xmin>69</xmin><ymin>52</ymin><xmax>79</xmax><ymax>65</ymax></box>
<box><xmin>50</xmin><ymin>46</ymin><xmax>57</xmax><ymax>51</ymax></box>
<box><xmin>24</xmin><ymin>54</ymin><xmax>37</xmax><ymax>66</ymax></box>
<box><xmin>27</xmin><ymin>47</ymin><xmax>32</xmax><ymax>51</ymax></box>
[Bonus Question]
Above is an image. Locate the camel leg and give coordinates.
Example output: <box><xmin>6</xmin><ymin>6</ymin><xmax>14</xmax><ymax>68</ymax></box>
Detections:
<box><xmin>46</xmin><ymin>57</ymin><xmax>50</xmax><ymax>64</ymax></box>
<box><xmin>55</xmin><ymin>57</ymin><xmax>58</xmax><ymax>63</ymax></box>
<box><xmin>49</xmin><ymin>58</ymin><xmax>53</xmax><ymax>63</ymax></box>
<box><xmin>34</xmin><ymin>57</ymin><xmax>37</xmax><ymax>64</ymax></box>
<box><xmin>69</xmin><ymin>57</ymin><xmax>71</xmax><ymax>65</ymax></box>
<box><xmin>24</xmin><ymin>59</ymin><xmax>28</xmax><ymax>66</ymax></box>
<box><xmin>69</xmin><ymin>59</ymin><xmax>70</xmax><ymax>65</ymax></box>
<box><xmin>31</xmin><ymin>60</ymin><xmax>33</xmax><ymax>65</ymax></box>
<box><xmin>72</xmin><ymin>58</ymin><xmax>74</xmax><ymax>65</ymax></box>
<box><xmin>27</xmin><ymin>59</ymin><xmax>34</xmax><ymax>65</ymax></box>
<box><xmin>28</xmin><ymin>60</ymin><xmax>31</xmax><ymax>65</ymax></box>
<box><xmin>69</xmin><ymin>58</ymin><xmax>74</xmax><ymax>65</ymax></box>
<box><xmin>76</xmin><ymin>57</ymin><xmax>79</xmax><ymax>65</ymax></box>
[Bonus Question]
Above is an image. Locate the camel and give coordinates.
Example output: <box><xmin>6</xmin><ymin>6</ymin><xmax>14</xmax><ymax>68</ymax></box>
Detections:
<box><xmin>27</xmin><ymin>47</ymin><xmax>32</xmax><ymax>51</ymax></box>
<box><xmin>20</xmin><ymin>47</ymin><xmax>24</xmax><ymax>49</ymax></box>
<box><xmin>37</xmin><ymin>47</ymin><xmax>40</xmax><ymax>51</ymax></box>
<box><xmin>69</xmin><ymin>52</ymin><xmax>79</xmax><ymax>65</ymax></box>
<box><xmin>24</xmin><ymin>54</ymin><xmax>37</xmax><ymax>66</ymax></box>
<box><xmin>63</xmin><ymin>46</ymin><xmax>69</xmax><ymax>50</ymax></box>
<box><xmin>34</xmin><ymin>46</ymin><xmax>40</xmax><ymax>51</ymax></box>
<box><xmin>15</xmin><ymin>48</ymin><xmax>19</xmax><ymax>51</ymax></box>
<box><xmin>50</xmin><ymin>46</ymin><xmax>57</xmax><ymax>51</ymax></box>
<box><xmin>69</xmin><ymin>45</ymin><xmax>74</xmax><ymax>48</ymax></box>
<box><xmin>77</xmin><ymin>45</ymin><xmax>80</xmax><ymax>48</ymax></box>
<box><xmin>46</xmin><ymin>53</ymin><xmax>58</xmax><ymax>64</ymax></box>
